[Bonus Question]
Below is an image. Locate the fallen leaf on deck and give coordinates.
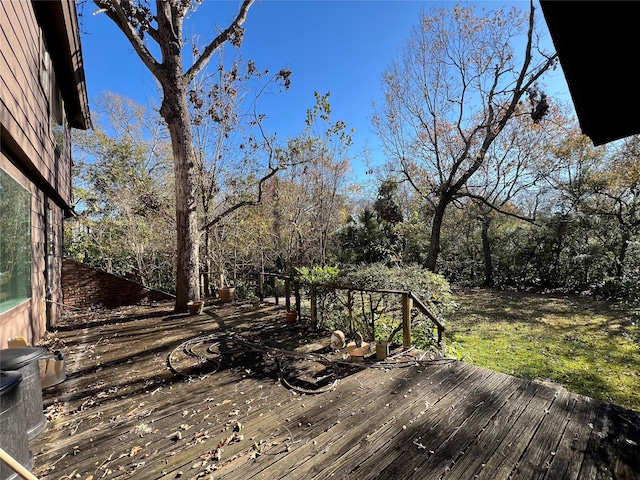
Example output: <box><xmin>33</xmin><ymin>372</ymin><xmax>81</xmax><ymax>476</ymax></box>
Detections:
<box><xmin>130</xmin><ymin>446</ymin><xmax>143</xmax><ymax>456</ymax></box>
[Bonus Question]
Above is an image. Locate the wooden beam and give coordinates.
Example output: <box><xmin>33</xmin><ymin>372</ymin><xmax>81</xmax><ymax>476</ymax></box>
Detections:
<box><xmin>402</xmin><ymin>293</ymin><xmax>413</xmax><ymax>349</ymax></box>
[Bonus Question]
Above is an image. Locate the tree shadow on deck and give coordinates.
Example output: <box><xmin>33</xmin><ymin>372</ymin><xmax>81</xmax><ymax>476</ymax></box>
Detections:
<box><xmin>170</xmin><ymin>304</ymin><xmax>366</xmax><ymax>394</ymax></box>
<box><xmin>54</xmin><ymin>301</ymin><xmax>177</xmax><ymax>331</ymax></box>
<box><xmin>42</xmin><ymin>301</ymin><xmax>367</xmax><ymax>414</ymax></box>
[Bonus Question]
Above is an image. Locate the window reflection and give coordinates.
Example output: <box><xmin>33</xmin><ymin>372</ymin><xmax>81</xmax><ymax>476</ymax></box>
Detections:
<box><xmin>0</xmin><ymin>169</ymin><xmax>31</xmax><ymax>312</ymax></box>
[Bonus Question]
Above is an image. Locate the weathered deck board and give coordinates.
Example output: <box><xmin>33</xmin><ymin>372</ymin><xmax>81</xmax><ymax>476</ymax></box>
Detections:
<box><xmin>354</xmin><ymin>367</ymin><xmax>510</xmax><ymax>480</ymax></box>
<box><xmin>542</xmin><ymin>394</ymin><xmax>598</xmax><ymax>480</ymax></box>
<box><xmin>511</xmin><ymin>388</ymin><xmax>575</xmax><ymax>479</ymax></box>
<box><xmin>369</xmin><ymin>370</ymin><xmax>514</xmax><ymax>479</ymax></box>
<box><xmin>443</xmin><ymin>380</ymin><xmax>548</xmax><ymax>479</ymax></box>
<box><xmin>216</xmin><ymin>364</ymin><xmax>420</xmax><ymax>479</ymax></box>
<box><xmin>269</xmin><ymin>362</ymin><xmax>475</xmax><ymax>480</ymax></box>
<box><xmin>26</xmin><ymin>302</ymin><xmax>640</xmax><ymax>480</ymax></box>
<box><xmin>298</xmin><ymin>362</ymin><xmax>477</xmax><ymax>480</ymax></box>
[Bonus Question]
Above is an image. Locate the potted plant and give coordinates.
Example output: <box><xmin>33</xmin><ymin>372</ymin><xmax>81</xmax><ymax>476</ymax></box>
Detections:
<box><xmin>217</xmin><ymin>269</ymin><xmax>235</xmax><ymax>303</ymax></box>
<box><xmin>187</xmin><ymin>300</ymin><xmax>204</xmax><ymax>315</ymax></box>
<box><xmin>286</xmin><ymin>305</ymin><xmax>297</xmax><ymax>323</ymax></box>
<box><xmin>218</xmin><ymin>285</ymin><xmax>235</xmax><ymax>303</ymax></box>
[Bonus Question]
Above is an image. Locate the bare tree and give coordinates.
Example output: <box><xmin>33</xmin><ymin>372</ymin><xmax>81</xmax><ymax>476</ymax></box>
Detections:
<box><xmin>465</xmin><ymin>105</ymin><xmax>567</xmax><ymax>285</ymax></box>
<box><xmin>189</xmin><ymin>56</ymin><xmax>290</xmax><ymax>293</ymax></box>
<box><xmin>372</xmin><ymin>1</ymin><xmax>557</xmax><ymax>271</ymax></box>
<box><xmin>258</xmin><ymin>92</ymin><xmax>353</xmax><ymax>270</ymax></box>
<box><xmin>92</xmin><ymin>0</ymin><xmax>255</xmax><ymax>311</ymax></box>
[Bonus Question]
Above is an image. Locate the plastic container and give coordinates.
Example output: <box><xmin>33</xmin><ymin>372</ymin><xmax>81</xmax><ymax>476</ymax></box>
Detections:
<box><xmin>285</xmin><ymin>310</ymin><xmax>297</xmax><ymax>323</ymax></box>
<box><xmin>376</xmin><ymin>341</ymin><xmax>389</xmax><ymax>360</ymax></box>
<box><xmin>39</xmin><ymin>351</ymin><xmax>66</xmax><ymax>389</ymax></box>
<box><xmin>0</xmin><ymin>347</ymin><xmax>48</xmax><ymax>441</ymax></box>
<box><xmin>0</xmin><ymin>370</ymin><xmax>32</xmax><ymax>480</ymax></box>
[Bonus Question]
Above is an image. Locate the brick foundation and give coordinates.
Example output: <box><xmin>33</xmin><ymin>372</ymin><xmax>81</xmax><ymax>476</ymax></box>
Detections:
<box><xmin>62</xmin><ymin>259</ymin><xmax>174</xmax><ymax>309</ymax></box>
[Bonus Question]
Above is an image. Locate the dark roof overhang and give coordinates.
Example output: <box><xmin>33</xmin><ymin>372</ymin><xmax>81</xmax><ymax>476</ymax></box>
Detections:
<box><xmin>540</xmin><ymin>1</ymin><xmax>640</xmax><ymax>146</ymax></box>
<box><xmin>33</xmin><ymin>0</ymin><xmax>91</xmax><ymax>130</ymax></box>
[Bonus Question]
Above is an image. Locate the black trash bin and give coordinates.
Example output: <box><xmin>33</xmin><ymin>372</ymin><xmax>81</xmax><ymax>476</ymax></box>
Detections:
<box><xmin>0</xmin><ymin>370</ymin><xmax>32</xmax><ymax>480</ymax></box>
<box><xmin>0</xmin><ymin>347</ymin><xmax>48</xmax><ymax>441</ymax></box>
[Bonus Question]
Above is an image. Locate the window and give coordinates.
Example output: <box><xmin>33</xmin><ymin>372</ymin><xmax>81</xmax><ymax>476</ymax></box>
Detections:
<box><xmin>40</xmin><ymin>33</ymin><xmax>50</xmax><ymax>104</ymax></box>
<box><xmin>0</xmin><ymin>169</ymin><xmax>31</xmax><ymax>312</ymax></box>
<box><xmin>41</xmin><ymin>29</ymin><xmax>67</xmax><ymax>160</ymax></box>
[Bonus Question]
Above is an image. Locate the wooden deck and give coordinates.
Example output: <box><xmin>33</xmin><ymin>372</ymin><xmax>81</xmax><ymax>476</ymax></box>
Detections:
<box><xmin>28</xmin><ymin>301</ymin><xmax>640</xmax><ymax>480</ymax></box>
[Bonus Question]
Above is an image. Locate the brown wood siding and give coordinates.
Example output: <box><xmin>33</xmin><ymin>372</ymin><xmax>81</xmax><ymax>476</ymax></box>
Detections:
<box><xmin>0</xmin><ymin>0</ymin><xmax>72</xmax><ymax>206</ymax></box>
<box><xmin>0</xmin><ymin>0</ymin><xmax>87</xmax><ymax>348</ymax></box>
<box><xmin>31</xmin><ymin>187</ymin><xmax>47</xmax><ymax>343</ymax></box>
<box><xmin>47</xmin><ymin>198</ymin><xmax>65</xmax><ymax>328</ymax></box>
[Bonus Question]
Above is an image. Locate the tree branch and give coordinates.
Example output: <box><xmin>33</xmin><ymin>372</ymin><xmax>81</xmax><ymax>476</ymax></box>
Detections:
<box><xmin>200</xmin><ymin>166</ymin><xmax>279</xmax><ymax>232</ymax></box>
<box><xmin>466</xmin><ymin>192</ymin><xmax>537</xmax><ymax>224</ymax></box>
<box><xmin>448</xmin><ymin>2</ymin><xmax>558</xmax><ymax>197</ymax></box>
<box><xmin>184</xmin><ymin>0</ymin><xmax>254</xmax><ymax>85</ymax></box>
<box><xmin>93</xmin><ymin>0</ymin><xmax>163</xmax><ymax>79</ymax></box>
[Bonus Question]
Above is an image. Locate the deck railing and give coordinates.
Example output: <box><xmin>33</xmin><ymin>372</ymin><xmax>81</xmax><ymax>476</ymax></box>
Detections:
<box><xmin>256</xmin><ymin>272</ymin><xmax>445</xmax><ymax>351</ymax></box>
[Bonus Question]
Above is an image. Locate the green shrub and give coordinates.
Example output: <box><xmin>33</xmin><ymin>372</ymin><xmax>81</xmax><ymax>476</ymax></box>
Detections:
<box><xmin>298</xmin><ymin>263</ymin><xmax>454</xmax><ymax>353</ymax></box>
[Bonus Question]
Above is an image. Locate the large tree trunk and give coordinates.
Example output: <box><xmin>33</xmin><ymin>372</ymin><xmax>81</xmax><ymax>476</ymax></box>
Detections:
<box><xmin>203</xmin><ymin>229</ymin><xmax>212</xmax><ymax>298</ymax></box>
<box><xmin>92</xmin><ymin>0</ymin><xmax>255</xmax><ymax>312</ymax></box>
<box><xmin>616</xmin><ymin>226</ymin><xmax>630</xmax><ymax>279</ymax></box>
<box><xmin>481</xmin><ymin>215</ymin><xmax>494</xmax><ymax>287</ymax></box>
<box><xmin>161</xmin><ymin>91</ymin><xmax>200</xmax><ymax>312</ymax></box>
<box><xmin>425</xmin><ymin>200</ymin><xmax>447</xmax><ymax>272</ymax></box>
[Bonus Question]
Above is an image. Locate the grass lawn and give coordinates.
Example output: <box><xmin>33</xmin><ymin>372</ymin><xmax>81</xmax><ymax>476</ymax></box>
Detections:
<box><xmin>444</xmin><ymin>286</ymin><xmax>640</xmax><ymax>413</ymax></box>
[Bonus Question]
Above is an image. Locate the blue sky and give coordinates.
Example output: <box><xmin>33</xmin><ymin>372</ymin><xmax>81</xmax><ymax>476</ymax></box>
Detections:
<box><xmin>78</xmin><ymin>0</ymin><xmax>571</xmax><ymax>183</ymax></box>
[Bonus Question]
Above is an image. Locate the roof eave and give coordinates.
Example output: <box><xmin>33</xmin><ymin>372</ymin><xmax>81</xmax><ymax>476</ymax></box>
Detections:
<box><xmin>33</xmin><ymin>0</ymin><xmax>92</xmax><ymax>131</ymax></box>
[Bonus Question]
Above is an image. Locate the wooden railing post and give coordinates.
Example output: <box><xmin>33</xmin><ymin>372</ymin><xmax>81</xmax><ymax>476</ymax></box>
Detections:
<box><xmin>274</xmin><ymin>276</ymin><xmax>279</xmax><ymax>305</ymax></box>
<box><xmin>285</xmin><ymin>276</ymin><xmax>291</xmax><ymax>311</ymax></box>
<box><xmin>402</xmin><ymin>293</ymin><xmax>413</xmax><ymax>349</ymax></box>
<box><xmin>347</xmin><ymin>290</ymin><xmax>355</xmax><ymax>335</ymax></box>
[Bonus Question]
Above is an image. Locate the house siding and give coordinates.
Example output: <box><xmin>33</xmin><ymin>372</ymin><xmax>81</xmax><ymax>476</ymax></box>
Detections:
<box><xmin>0</xmin><ymin>0</ymin><xmax>89</xmax><ymax>348</ymax></box>
<box><xmin>2</xmin><ymin>2</ymin><xmax>52</xmax><ymax>187</ymax></box>
<box><xmin>0</xmin><ymin>0</ymin><xmax>73</xmax><ymax>205</ymax></box>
